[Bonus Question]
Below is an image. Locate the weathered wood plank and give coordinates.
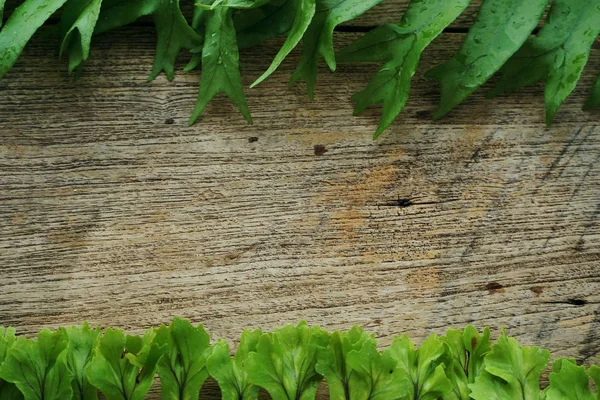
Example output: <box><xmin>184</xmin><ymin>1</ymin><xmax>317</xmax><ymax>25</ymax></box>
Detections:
<box><xmin>0</xmin><ymin>29</ymin><xmax>599</xmax><ymax>399</ymax></box>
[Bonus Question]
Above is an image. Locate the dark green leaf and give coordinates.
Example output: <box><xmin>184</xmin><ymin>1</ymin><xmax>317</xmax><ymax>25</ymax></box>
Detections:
<box><xmin>426</xmin><ymin>0</ymin><xmax>549</xmax><ymax>119</ymax></box>
<box><xmin>338</xmin><ymin>0</ymin><xmax>470</xmax><ymax>138</ymax></box>
<box><xmin>233</xmin><ymin>0</ymin><xmax>297</xmax><ymax>49</ymax></box>
<box><xmin>149</xmin><ymin>0</ymin><xmax>202</xmax><ymax>81</ymax></box>
<box><xmin>0</xmin><ymin>0</ymin><xmax>5</xmax><ymax>28</ymax></box>
<box><xmin>583</xmin><ymin>76</ymin><xmax>600</xmax><ymax>110</ymax></box>
<box><xmin>252</xmin><ymin>0</ymin><xmax>315</xmax><ymax>87</ymax></box>
<box><xmin>94</xmin><ymin>0</ymin><xmax>160</xmax><ymax>34</ymax></box>
<box><xmin>59</xmin><ymin>0</ymin><xmax>103</xmax><ymax>74</ymax></box>
<box><xmin>290</xmin><ymin>0</ymin><xmax>383</xmax><ymax>99</ymax></box>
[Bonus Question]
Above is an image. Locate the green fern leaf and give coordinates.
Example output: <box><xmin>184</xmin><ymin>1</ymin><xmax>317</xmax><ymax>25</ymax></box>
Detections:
<box><xmin>338</xmin><ymin>0</ymin><xmax>470</xmax><ymax>138</ymax></box>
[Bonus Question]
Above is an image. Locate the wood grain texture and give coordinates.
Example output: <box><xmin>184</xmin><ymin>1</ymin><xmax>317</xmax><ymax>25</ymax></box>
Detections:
<box><xmin>0</xmin><ymin>27</ymin><xmax>599</xmax><ymax>399</ymax></box>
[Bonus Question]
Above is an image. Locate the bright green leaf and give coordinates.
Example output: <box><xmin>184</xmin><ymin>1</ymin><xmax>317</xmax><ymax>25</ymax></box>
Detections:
<box><xmin>490</xmin><ymin>0</ymin><xmax>600</xmax><ymax>125</ymax></box>
<box><xmin>0</xmin><ymin>329</ymin><xmax>73</xmax><ymax>400</ymax></box>
<box><xmin>0</xmin><ymin>0</ymin><xmax>69</xmax><ymax>79</ymax></box>
<box><xmin>316</xmin><ymin>326</ymin><xmax>408</xmax><ymax>400</ymax></box>
<box><xmin>245</xmin><ymin>322</ymin><xmax>329</xmax><ymax>400</ymax></box>
<box><xmin>207</xmin><ymin>329</ymin><xmax>262</xmax><ymax>400</ymax></box>
<box><xmin>60</xmin><ymin>323</ymin><xmax>102</xmax><ymax>400</ymax></box>
<box><xmin>441</xmin><ymin>326</ymin><xmax>491</xmax><ymax>400</ymax></box>
<box><xmin>59</xmin><ymin>0</ymin><xmax>103</xmax><ymax>74</ymax></box>
<box><xmin>388</xmin><ymin>333</ymin><xmax>453</xmax><ymax>400</ymax></box>
<box><xmin>86</xmin><ymin>328</ymin><xmax>164</xmax><ymax>400</ymax></box>
<box><xmin>316</xmin><ymin>327</ymin><xmax>376</xmax><ymax>399</ymax></box>
<box><xmin>189</xmin><ymin>7</ymin><xmax>252</xmax><ymax>125</ymax></box>
<box><xmin>338</xmin><ymin>0</ymin><xmax>470</xmax><ymax>138</ymax></box>
<box><xmin>589</xmin><ymin>365</ymin><xmax>600</xmax><ymax>399</ymax></box>
<box><xmin>344</xmin><ymin>338</ymin><xmax>407</xmax><ymax>400</ymax></box>
<box><xmin>426</xmin><ymin>0</ymin><xmax>549</xmax><ymax>119</ymax></box>
<box><xmin>154</xmin><ymin>318</ymin><xmax>212</xmax><ymax>400</ymax></box>
<box><xmin>469</xmin><ymin>332</ymin><xmax>549</xmax><ymax>400</ymax></box>
<box><xmin>545</xmin><ymin>359</ymin><xmax>596</xmax><ymax>400</ymax></box>
<box><xmin>290</xmin><ymin>0</ymin><xmax>383</xmax><ymax>99</ymax></box>
<box><xmin>0</xmin><ymin>326</ymin><xmax>22</xmax><ymax>400</ymax></box>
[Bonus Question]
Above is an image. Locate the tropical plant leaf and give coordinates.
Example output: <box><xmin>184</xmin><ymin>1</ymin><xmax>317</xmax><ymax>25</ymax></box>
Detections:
<box><xmin>233</xmin><ymin>0</ymin><xmax>297</xmax><ymax>48</ymax></box>
<box><xmin>0</xmin><ymin>0</ymin><xmax>599</xmax><ymax>135</ymax></box>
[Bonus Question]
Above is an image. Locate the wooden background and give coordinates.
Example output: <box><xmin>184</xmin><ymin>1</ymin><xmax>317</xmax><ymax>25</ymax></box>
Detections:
<box><xmin>1</xmin><ymin>0</ymin><xmax>599</xmax><ymax>397</ymax></box>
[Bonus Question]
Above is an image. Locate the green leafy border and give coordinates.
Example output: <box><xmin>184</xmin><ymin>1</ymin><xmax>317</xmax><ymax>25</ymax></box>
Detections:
<box><xmin>0</xmin><ymin>320</ymin><xmax>599</xmax><ymax>399</ymax></box>
<box><xmin>0</xmin><ymin>0</ymin><xmax>599</xmax><ymax>138</ymax></box>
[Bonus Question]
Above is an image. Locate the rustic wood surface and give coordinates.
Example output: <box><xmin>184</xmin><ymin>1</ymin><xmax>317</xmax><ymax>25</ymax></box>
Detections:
<box><xmin>0</xmin><ymin>0</ymin><xmax>599</xmax><ymax>398</ymax></box>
